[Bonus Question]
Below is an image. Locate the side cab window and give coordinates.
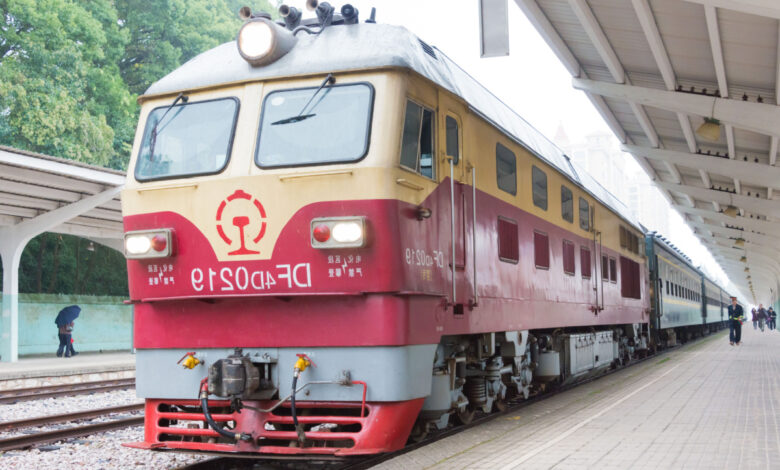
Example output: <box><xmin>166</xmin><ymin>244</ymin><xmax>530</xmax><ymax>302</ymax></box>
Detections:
<box><xmin>400</xmin><ymin>99</ymin><xmax>435</xmax><ymax>179</ymax></box>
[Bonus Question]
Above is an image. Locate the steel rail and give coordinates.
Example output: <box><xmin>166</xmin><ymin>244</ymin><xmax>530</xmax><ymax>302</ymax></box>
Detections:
<box><xmin>0</xmin><ymin>403</ymin><xmax>144</xmax><ymax>432</ymax></box>
<box><xmin>0</xmin><ymin>416</ymin><xmax>144</xmax><ymax>452</ymax></box>
<box><xmin>0</xmin><ymin>378</ymin><xmax>135</xmax><ymax>404</ymax></box>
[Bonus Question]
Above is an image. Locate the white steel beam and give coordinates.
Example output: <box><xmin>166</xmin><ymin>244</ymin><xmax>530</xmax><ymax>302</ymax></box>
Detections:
<box><xmin>684</xmin><ymin>0</ymin><xmax>780</xmax><ymax>20</ymax></box>
<box><xmin>514</xmin><ymin>0</ymin><xmax>581</xmax><ymax>77</ymax></box>
<box><xmin>673</xmin><ymin>204</ymin><xmax>780</xmax><ymax>232</ymax></box>
<box><xmin>0</xmin><ymin>164</ymin><xmax>105</xmax><ymax>195</ymax></box>
<box><xmin>622</xmin><ymin>145</ymin><xmax>780</xmax><ymax>188</ymax></box>
<box><xmin>0</xmin><ymin>147</ymin><xmax>125</xmax><ymax>186</ymax></box>
<box><xmin>688</xmin><ymin>220</ymin><xmax>780</xmax><ymax>247</ymax></box>
<box><xmin>655</xmin><ymin>181</ymin><xmax>780</xmax><ymax>217</ymax></box>
<box><xmin>571</xmin><ymin>78</ymin><xmax>780</xmax><ymax>137</ymax></box>
<box><xmin>568</xmin><ymin>0</ymin><xmax>624</xmax><ymax>84</ymax></box>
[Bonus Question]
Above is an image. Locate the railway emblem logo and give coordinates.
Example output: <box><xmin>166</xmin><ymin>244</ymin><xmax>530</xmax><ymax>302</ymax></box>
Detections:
<box><xmin>215</xmin><ymin>189</ymin><xmax>266</xmax><ymax>255</ymax></box>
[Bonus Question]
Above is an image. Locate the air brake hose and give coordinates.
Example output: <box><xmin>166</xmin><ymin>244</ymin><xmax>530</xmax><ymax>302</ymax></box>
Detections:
<box><xmin>199</xmin><ymin>380</ymin><xmax>252</xmax><ymax>442</ymax></box>
<box><xmin>291</xmin><ymin>374</ymin><xmax>299</xmax><ymax>429</ymax></box>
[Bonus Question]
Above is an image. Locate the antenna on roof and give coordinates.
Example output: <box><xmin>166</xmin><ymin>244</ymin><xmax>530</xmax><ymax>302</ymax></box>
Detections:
<box><xmin>366</xmin><ymin>7</ymin><xmax>376</xmax><ymax>23</ymax></box>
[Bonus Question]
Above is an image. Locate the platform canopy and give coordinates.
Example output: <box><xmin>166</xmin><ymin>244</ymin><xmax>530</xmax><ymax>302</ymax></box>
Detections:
<box><xmin>506</xmin><ymin>0</ymin><xmax>780</xmax><ymax>306</ymax></box>
<box><xmin>0</xmin><ymin>145</ymin><xmax>125</xmax><ymax>362</ymax></box>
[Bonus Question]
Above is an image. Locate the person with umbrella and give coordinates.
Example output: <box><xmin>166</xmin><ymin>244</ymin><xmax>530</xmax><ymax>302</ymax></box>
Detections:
<box><xmin>55</xmin><ymin>305</ymin><xmax>80</xmax><ymax>358</ymax></box>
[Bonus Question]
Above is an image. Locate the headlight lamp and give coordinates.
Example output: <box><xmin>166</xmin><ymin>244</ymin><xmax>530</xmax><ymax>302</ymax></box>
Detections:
<box><xmin>237</xmin><ymin>18</ymin><xmax>297</xmax><ymax>67</ymax></box>
<box><xmin>124</xmin><ymin>229</ymin><xmax>174</xmax><ymax>259</ymax></box>
<box><xmin>310</xmin><ymin>217</ymin><xmax>366</xmax><ymax>248</ymax></box>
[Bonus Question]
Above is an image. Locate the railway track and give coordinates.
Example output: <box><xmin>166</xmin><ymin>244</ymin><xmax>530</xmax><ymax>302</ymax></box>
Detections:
<box><xmin>0</xmin><ymin>378</ymin><xmax>135</xmax><ymax>404</ymax></box>
<box><xmin>0</xmin><ymin>404</ymin><xmax>145</xmax><ymax>452</ymax></box>
<box><xmin>170</xmin><ymin>332</ymin><xmax>725</xmax><ymax>470</ymax></box>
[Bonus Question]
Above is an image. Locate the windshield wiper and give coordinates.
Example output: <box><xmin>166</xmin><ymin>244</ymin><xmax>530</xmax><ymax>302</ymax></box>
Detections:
<box><xmin>149</xmin><ymin>92</ymin><xmax>188</xmax><ymax>158</ymax></box>
<box><xmin>271</xmin><ymin>74</ymin><xmax>335</xmax><ymax>126</ymax></box>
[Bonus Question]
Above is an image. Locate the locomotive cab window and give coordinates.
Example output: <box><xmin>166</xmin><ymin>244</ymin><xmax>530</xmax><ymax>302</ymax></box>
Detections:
<box><xmin>496</xmin><ymin>143</ymin><xmax>517</xmax><ymax>195</ymax></box>
<box><xmin>561</xmin><ymin>185</ymin><xmax>573</xmax><ymax>223</ymax></box>
<box><xmin>400</xmin><ymin>99</ymin><xmax>435</xmax><ymax>179</ymax></box>
<box><xmin>532</xmin><ymin>166</ymin><xmax>547</xmax><ymax>210</ymax></box>
<box><xmin>136</xmin><ymin>97</ymin><xmax>238</xmax><ymax>181</ymax></box>
<box><xmin>579</xmin><ymin>197</ymin><xmax>590</xmax><ymax>231</ymax></box>
<box><xmin>257</xmin><ymin>83</ymin><xmax>374</xmax><ymax>168</ymax></box>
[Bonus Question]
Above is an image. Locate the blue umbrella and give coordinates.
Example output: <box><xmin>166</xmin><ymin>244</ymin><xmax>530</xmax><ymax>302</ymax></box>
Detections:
<box><xmin>55</xmin><ymin>305</ymin><xmax>81</xmax><ymax>327</ymax></box>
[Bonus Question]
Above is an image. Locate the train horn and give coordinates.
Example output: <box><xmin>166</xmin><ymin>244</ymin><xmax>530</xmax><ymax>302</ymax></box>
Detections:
<box><xmin>306</xmin><ymin>0</ymin><xmax>334</xmax><ymax>26</ymax></box>
<box><xmin>341</xmin><ymin>4</ymin><xmax>359</xmax><ymax>24</ymax></box>
<box><xmin>278</xmin><ymin>4</ymin><xmax>301</xmax><ymax>30</ymax></box>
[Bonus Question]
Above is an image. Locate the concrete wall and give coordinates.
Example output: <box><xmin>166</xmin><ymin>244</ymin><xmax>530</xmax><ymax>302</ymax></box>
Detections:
<box><xmin>0</xmin><ymin>294</ymin><xmax>132</xmax><ymax>356</ymax></box>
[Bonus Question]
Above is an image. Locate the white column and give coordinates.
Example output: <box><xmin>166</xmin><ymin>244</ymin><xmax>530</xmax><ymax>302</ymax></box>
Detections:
<box><xmin>0</xmin><ymin>230</ymin><xmax>25</xmax><ymax>362</ymax></box>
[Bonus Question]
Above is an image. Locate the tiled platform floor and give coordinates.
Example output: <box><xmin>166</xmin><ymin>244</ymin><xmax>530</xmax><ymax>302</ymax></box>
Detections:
<box><xmin>379</xmin><ymin>326</ymin><xmax>780</xmax><ymax>469</ymax></box>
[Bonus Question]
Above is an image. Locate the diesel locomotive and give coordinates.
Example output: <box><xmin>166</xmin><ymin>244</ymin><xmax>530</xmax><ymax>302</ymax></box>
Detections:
<box><xmin>121</xmin><ymin>3</ymin><xmax>731</xmax><ymax>457</ymax></box>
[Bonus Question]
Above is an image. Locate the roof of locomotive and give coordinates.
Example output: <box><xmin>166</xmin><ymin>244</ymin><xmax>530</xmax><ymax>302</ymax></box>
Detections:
<box><xmin>145</xmin><ymin>22</ymin><xmax>641</xmax><ymax>231</ymax></box>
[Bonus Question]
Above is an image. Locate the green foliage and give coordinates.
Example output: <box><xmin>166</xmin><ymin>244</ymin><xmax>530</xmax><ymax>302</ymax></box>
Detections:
<box><xmin>0</xmin><ymin>0</ymin><xmax>276</xmax><ymax>169</ymax></box>
<box><xmin>0</xmin><ymin>0</ymin><xmax>134</xmax><ymax>168</ymax></box>
<box><xmin>0</xmin><ymin>233</ymin><xmax>128</xmax><ymax>296</ymax></box>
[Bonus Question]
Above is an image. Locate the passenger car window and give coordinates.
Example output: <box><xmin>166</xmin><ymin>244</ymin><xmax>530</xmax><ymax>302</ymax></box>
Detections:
<box><xmin>532</xmin><ymin>166</ymin><xmax>547</xmax><ymax>210</ymax></box>
<box><xmin>579</xmin><ymin>197</ymin><xmax>590</xmax><ymax>231</ymax></box>
<box><xmin>498</xmin><ymin>217</ymin><xmax>519</xmax><ymax>263</ymax></box>
<box><xmin>136</xmin><ymin>98</ymin><xmax>238</xmax><ymax>181</ymax></box>
<box><xmin>561</xmin><ymin>185</ymin><xmax>573</xmax><ymax>223</ymax></box>
<box><xmin>446</xmin><ymin>116</ymin><xmax>459</xmax><ymax>165</ymax></box>
<box><xmin>256</xmin><ymin>84</ymin><xmax>373</xmax><ymax>168</ymax></box>
<box><xmin>496</xmin><ymin>143</ymin><xmax>516</xmax><ymax>195</ymax></box>
<box><xmin>534</xmin><ymin>231</ymin><xmax>550</xmax><ymax>269</ymax></box>
<box><xmin>580</xmin><ymin>246</ymin><xmax>591</xmax><ymax>279</ymax></box>
<box><xmin>562</xmin><ymin>240</ymin><xmax>575</xmax><ymax>275</ymax></box>
<box><xmin>399</xmin><ymin>99</ymin><xmax>435</xmax><ymax>179</ymax></box>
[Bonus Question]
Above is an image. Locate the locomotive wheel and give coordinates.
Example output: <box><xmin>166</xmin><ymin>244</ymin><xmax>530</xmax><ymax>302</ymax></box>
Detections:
<box><xmin>408</xmin><ymin>422</ymin><xmax>428</xmax><ymax>443</ymax></box>
<box><xmin>493</xmin><ymin>398</ymin><xmax>508</xmax><ymax>413</ymax></box>
<box><xmin>454</xmin><ymin>406</ymin><xmax>476</xmax><ymax>425</ymax></box>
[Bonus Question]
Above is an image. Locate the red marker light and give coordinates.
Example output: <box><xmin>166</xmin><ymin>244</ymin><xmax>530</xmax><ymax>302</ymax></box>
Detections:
<box><xmin>151</xmin><ymin>234</ymin><xmax>168</xmax><ymax>252</ymax></box>
<box><xmin>313</xmin><ymin>224</ymin><xmax>331</xmax><ymax>243</ymax></box>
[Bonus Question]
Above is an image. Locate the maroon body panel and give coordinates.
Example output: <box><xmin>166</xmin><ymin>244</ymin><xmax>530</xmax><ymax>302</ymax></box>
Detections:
<box><xmin>128</xmin><ymin>181</ymin><xmax>647</xmax><ymax>349</ymax></box>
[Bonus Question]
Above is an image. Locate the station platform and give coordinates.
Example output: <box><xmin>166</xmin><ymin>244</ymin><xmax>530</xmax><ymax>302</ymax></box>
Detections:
<box><xmin>379</xmin><ymin>326</ymin><xmax>780</xmax><ymax>469</ymax></box>
<box><xmin>0</xmin><ymin>351</ymin><xmax>135</xmax><ymax>390</ymax></box>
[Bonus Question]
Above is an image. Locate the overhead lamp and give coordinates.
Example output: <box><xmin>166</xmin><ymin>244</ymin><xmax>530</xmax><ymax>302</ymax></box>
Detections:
<box><xmin>696</xmin><ymin>117</ymin><xmax>721</xmax><ymax>141</ymax></box>
<box><xmin>87</xmin><ymin>241</ymin><xmax>95</xmax><ymax>252</ymax></box>
<box><xmin>734</xmin><ymin>238</ymin><xmax>745</xmax><ymax>247</ymax></box>
<box><xmin>740</xmin><ymin>256</ymin><xmax>747</xmax><ymax>263</ymax></box>
<box><xmin>744</xmin><ymin>267</ymin><xmax>749</xmax><ymax>272</ymax></box>
<box><xmin>722</xmin><ymin>205</ymin><xmax>738</xmax><ymax>217</ymax></box>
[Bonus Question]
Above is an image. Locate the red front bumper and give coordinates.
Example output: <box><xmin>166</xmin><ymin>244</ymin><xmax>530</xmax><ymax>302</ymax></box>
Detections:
<box><xmin>124</xmin><ymin>398</ymin><xmax>424</xmax><ymax>456</ymax></box>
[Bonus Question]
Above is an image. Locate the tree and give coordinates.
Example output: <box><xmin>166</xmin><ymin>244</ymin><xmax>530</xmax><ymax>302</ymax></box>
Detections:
<box><xmin>0</xmin><ymin>0</ymin><xmax>134</xmax><ymax>168</ymax></box>
<box><xmin>116</xmin><ymin>0</ymin><xmax>276</xmax><ymax>96</ymax></box>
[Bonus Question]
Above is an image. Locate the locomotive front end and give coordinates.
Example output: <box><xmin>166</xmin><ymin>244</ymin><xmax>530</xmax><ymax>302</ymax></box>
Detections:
<box><xmin>122</xmin><ymin>4</ymin><xmax>442</xmax><ymax>456</ymax></box>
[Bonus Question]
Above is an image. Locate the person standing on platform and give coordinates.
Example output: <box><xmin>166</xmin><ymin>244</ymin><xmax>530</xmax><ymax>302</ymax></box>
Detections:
<box><xmin>55</xmin><ymin>305</ymin><xmax>81</xmax><ymax>358</ymax></box>
<box><xmin>769</xmin><ymin>307</ymin><xmax>777</xmax><ymax>331</ymax></box>
<box><xmin>758</xmin><ymin>304</ymin><xmax>767</xmax><ymax>332</ymax></box>
<box><xmin>751</xmin><ymin>308</ymin><xmax>758</xmax><ymax>329</ymax></box>
<box><xmin>728</xmin><ymin>297</ymin><xmax>744</xmax><ymax>346</ymax></box>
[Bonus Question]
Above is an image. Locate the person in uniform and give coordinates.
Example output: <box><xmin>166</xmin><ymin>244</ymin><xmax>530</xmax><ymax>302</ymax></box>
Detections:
<box><xmin>728</xmin><ymin>296</ymin><xmax>744</xmax><ymax>346</ymax></box>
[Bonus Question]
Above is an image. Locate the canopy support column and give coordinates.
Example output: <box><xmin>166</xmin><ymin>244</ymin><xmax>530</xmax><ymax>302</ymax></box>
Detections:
<box><xmin>0</xmin><ymin>186</ymin><xmax>122</xmax><ymax>362</ymax></box>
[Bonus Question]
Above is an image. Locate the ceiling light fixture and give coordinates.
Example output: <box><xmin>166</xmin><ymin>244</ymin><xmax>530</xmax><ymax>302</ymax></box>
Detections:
<box><xmin>696</xmin><ymin>98</ymin><xmax>721</xmax><ymax>141</ymax></box>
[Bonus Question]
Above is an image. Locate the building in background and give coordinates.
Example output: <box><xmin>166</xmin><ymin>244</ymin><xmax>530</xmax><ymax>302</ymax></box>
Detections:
<box><xmin>556</xmin><ymin>126</ymin><xmax>670</xmax><ymax>236</ymax></box>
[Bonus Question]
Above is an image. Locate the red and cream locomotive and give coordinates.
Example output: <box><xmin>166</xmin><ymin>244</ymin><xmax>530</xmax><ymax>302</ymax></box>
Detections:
<box><xmin>121</xmin><ymin>3</ymin><xmax>724</xmax><ymax>457</ymax></box>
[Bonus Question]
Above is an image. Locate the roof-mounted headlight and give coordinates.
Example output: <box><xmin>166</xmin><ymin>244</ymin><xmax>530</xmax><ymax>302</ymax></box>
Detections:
<box><xmin>237</xmin><ymin>17</ymin><xmax>297</xmax><ymax>67</ymax></box>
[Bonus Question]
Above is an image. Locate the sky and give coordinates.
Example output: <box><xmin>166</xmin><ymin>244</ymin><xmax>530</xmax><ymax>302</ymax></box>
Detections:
<box><xmin>273</xmin><ymin>0</ymin><xmax>738</xmax><ymax>295</ymax></box>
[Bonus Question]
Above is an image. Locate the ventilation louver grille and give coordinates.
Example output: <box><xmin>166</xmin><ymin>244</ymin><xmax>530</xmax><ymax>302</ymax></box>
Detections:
<box><xmin>418</xmin><ymin>39</ymin><xmax>437</xmax><ymax>59</ymax></box>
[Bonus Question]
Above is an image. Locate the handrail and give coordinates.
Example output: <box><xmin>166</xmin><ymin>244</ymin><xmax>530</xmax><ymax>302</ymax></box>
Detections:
<box><xmin>449</xmin><ymin>159</ymin><xmax>456</xmax><ymax>305</ymax></box>
<box><xmin>471</xmin><ymin>165</ymin><xmax>478</xmax><ymax>307</ymax></box>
